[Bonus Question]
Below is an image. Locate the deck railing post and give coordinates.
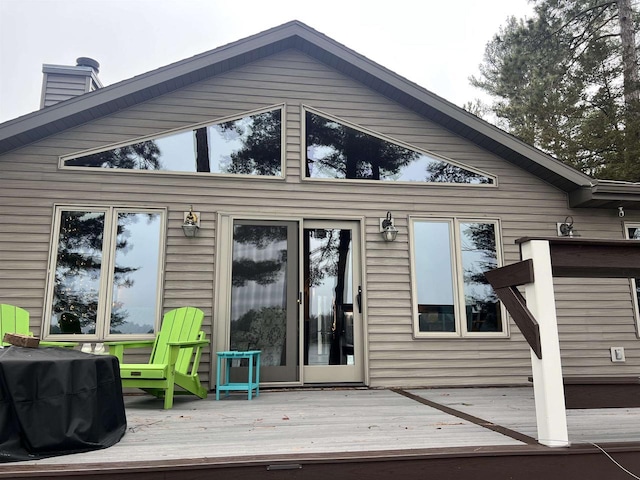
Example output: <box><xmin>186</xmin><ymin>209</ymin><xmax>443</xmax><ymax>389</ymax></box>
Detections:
<box><xmin>520</xmin><ymin>239</ymin><xmax>569</xmax><ymax>447</ymax></box>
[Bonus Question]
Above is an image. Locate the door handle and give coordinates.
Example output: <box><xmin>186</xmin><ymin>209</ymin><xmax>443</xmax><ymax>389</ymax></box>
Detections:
<box><xmin>357</xmin><ymin>286</ymin><xmax>362</xmax><ymax>312</ymax></box>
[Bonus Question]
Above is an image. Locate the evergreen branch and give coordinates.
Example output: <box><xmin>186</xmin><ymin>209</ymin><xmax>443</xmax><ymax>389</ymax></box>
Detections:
<box><xmin>550</xmin><ymin>1</ymin><xmax>617</xmax><ymax>35</ymax></box>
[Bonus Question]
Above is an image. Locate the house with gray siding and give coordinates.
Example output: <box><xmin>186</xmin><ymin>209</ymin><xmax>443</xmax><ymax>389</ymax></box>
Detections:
<box><xmin>1</xmin><ymin>20</ymin><xmax>640</xmax><ymax>391</ymax></box>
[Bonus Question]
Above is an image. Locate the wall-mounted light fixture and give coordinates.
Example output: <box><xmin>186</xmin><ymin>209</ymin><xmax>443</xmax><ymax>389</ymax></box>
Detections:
<box><xmin>618</xmin><ymin>206</ymin><xmax>625</xmax><ymax>218</ymax></box>
<box><xmin>182</xmin><ymin>206</ymin><xmax>200</xmax><ymax>237</ymax></box>
<box><xmin>557</xmin><ymin>216</ymin><xmax>576</xmax><ymax>237</ymax></box>
<box><xmin>380</xmin><ymin>211</ymin><xmax>398</xmax><ymax>242</ymax></box>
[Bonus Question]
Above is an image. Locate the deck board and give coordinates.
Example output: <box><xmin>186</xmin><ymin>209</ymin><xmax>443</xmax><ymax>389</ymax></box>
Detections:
<box><xmin>4</xmin><ymin>386</ymin><xmax>640</xmax><ymax>473</ymax></box>
<box><xmin>13</xmin><ymin>389</ymin><xmax>522</xmax><ymax>466</ymax></box>
<box><xmin>408</xmin><ymin>387</ymin><xmax>640</xmax><ymax>444</ymax></box>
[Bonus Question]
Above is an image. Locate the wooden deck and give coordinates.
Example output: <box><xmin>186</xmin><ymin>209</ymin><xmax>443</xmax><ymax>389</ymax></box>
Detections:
<box><xmin>3</xmin><ymin>387</ymin><xmax>640</xmax><ymax>479</ymax></box>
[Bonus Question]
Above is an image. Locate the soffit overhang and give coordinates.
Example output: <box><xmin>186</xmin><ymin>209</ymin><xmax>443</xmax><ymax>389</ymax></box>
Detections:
<box><xmin>569</xmin><ymin>181</ymin><xmax>640</xmax><ymax>210</ymax></box>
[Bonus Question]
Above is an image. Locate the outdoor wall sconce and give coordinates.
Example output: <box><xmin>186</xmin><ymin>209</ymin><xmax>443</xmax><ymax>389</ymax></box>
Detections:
<box><xmin>557</xmin><ymin>216</ymin><xmax>576</xmax><ymax>237</ymax></box>
<box><xmin>380</xmin><ymin>211</ymin><xmax>398</xmax><ymax>242</ymax></box>
<box><xmin>182</xmin><ymin>206</ymin><xmax>200</xmax><ymax>237</ymax></box>
<box><xmin>618</xmin><ymin>206</ymin><xmax>625</xmax><ymax>218</ymax></box>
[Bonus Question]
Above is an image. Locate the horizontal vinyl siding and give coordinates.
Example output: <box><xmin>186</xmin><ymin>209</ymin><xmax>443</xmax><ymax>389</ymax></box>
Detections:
<box><xmin>1</xmin><ymin>49</ymin><xmax>638</xmax><ymax>388</ymax></box>
<box><xmin>41</xmin><ymin>73</ymin><xmax>89</xmax><ymax>107</ymax></box>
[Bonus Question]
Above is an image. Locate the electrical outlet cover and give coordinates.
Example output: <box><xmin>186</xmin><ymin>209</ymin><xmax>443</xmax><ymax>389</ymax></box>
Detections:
<box><xmin>610</xmin><ymin>347</ymin><xmax>626</xmax><ymax>362</ymax></box>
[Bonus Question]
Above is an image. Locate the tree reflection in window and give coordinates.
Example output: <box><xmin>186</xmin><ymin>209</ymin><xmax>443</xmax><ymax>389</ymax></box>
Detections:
<box><xmin>305</xmin><ymin>111</ymin><xmax>494</xmax><ymax>184</ymax></box>
<box><xmin>64</xmin><ymin>109</ymin><xmax>282</xmax><ymax>176</ymax></box>
<box><xmin>52</xmin><ymin>211</ymin><xmax>107</xmax><ymax>334</ymax></box>
<box><xmin>304</xmin><ymin>228</ymin><xmax>354</xmax><ymax>366</ymax></box>
<box><xmin>413</xmin><ymin>219</ymin><xmax>502</xmax><ymax>335</ymax></box>
<box><xmin>50</xmin><ymin>209</ymin><xmax>161</xmax><ymax>337</ymax></box>
<box><xmin>64</xmin><ymin>142</ymin><xmax>162</xmax><ymax>170</ymax></box>
<box><xmin>459</xmin><ymin>222</ymin><xmax>502</xmax><ymax>332</ymax></box>
<box><xmin>210</xmin><ymin>109</ymin><xmax>281</xmax><ymax>175</ymax></box>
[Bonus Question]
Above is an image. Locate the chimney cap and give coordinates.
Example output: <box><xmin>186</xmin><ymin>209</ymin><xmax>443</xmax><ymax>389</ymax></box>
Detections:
<box><xmin>76</xmin><ymin>57</ymin><xmax>100</xmax><ymax>73</ymax></box>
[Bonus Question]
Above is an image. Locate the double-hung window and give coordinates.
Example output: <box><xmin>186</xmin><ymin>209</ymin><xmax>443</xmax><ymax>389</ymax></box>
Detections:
<box><xmin>43</xmin><ymin>206</ymin><xmax>165</xmax><ymax>340</ymax></box>
<box><xmin>410</xmin><ymin>218</ymin><xmax>506</xmax><ymax>337</ymax></box>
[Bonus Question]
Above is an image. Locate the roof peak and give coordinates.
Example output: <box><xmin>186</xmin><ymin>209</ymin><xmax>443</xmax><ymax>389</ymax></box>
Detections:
<box><xmin>0</xmin><ymin>19</ymin><xmax>599</xmax><ymax>199</ymax></box>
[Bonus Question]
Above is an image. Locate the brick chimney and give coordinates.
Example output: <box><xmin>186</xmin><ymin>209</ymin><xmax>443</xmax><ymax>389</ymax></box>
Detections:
<box><xmin>40</xmin><ymin>57</ymin><xmax>103</xmax><ymax>108</ymax></box>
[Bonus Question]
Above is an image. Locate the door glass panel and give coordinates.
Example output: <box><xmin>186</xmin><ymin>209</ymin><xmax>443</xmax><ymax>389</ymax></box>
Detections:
<box><xmin>304</xmin><ymin>228</ymin><xmax>354</xmax><ymax>366</ymax></box>
<box><xmin>230</xmin><ymin>224</ymin><xmax>289</xmax><ymax>366</ymax></box>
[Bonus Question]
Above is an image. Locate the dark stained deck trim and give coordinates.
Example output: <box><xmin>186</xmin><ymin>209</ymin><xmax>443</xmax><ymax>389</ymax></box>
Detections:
<box><xmin>493</xmin><ymin>286</ymin><xmax>542</xmax><ymax>359</ymax></box>
<box><xmin>550</xmin><ymin>241</ymin><xmax>640</xmax><ymax>278</ymax></box>
<box><xmin>483</xmin><ymin>259</ymin><xmax>534</xmax><ymax>289</ymax></box>
<box><xmin>484</xmin><ymin>260</ymin><xmax>542</xmax><ymax>359</ymax></box>
<box><xmin>4</xmin><ymin>443</ymin><xmax>640</xmax><ymax>480</ymax></box>
<box><xmin>392</xmin><ymin>389</ymin><xmax>539</xmax><ymax>445</ymax></box>
<box><xmin>528</xmin><ymin>376</ymin><xmax>640</xmax><ymax>409</ymax></box>
<box><xmin>516</xmin><ymin>237</ymin><xmax>640</xmax><ymax>278</ymax></box>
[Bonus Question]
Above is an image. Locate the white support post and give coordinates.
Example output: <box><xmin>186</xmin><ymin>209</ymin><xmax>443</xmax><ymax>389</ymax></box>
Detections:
<box><xmin>520</xmin><ymin>239</ymin><xmax>569</xmax><ymax>447</ymax></box>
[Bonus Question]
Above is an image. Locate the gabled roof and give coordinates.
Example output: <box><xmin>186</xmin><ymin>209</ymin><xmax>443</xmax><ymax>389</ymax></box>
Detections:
<box><xmin>0</xmin><ymin>20</ymin><xmax>638</xmax><ymax>209</ymax></box>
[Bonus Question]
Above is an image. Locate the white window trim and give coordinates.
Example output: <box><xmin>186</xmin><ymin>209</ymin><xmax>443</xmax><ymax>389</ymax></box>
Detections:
<box><xmin>42</xmin><ymin>205</ymin><xmax>166</xmax><ymax>341</ymax></box>
<box><xmin>624</xmin><ymin>223</ymin><xmax>640</xmax><ymax>338</ymax></box>
<box><xmin>410</xmin><ymin>216</ymin><xmax>508</xmax><ymax>338</ymax></box>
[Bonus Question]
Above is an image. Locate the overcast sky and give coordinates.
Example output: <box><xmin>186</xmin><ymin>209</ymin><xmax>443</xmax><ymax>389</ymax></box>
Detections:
<box><xmin>0</xmin><ymin>0</ymin><xmax>533</xmax><ymax>124</ymax></box>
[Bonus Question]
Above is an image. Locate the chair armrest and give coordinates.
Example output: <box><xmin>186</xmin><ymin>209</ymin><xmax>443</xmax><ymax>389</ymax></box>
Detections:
<box><xmin>104</xmin><ymin>340</ymin><xmax>155</xmax><ymax>348</ymax></box>
<box><xmin>165</xmin><ymin>340</ymin><xmax>209</xmax><ymax>368</ymax></box>
<box><xmin>104</xmin><ymin>340</ymin><xmax>155</xmax><ymax>362</ymax></box>
<box><xmin>166</xmin><ymin>340</ymin><xmax>209</xmax><ymax>348</ymax></box>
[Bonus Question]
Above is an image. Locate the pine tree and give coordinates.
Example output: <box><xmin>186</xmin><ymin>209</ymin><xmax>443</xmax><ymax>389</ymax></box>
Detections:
<box><xmin>471</xmin><ymin>0</ymin><xmax>640</xmax><ymax>181</ymax></box>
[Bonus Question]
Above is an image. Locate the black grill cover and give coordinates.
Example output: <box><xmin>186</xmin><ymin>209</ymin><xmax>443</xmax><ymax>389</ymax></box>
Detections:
<box><xmin>0</xmin><ymin>346</ymin><xmax>127</xmax><ymax>462</ymax></box>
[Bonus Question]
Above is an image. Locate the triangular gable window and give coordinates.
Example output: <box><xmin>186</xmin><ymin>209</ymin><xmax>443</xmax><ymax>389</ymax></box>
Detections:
<box><xmin>305</xmin><ymin>110</ymin><xmax>494</xmax><ymax>184</ymax></box>
<box><xmin>63</xmin><ymin>108</ymin><xmax>283</xmax><ymax>176</ymax></box>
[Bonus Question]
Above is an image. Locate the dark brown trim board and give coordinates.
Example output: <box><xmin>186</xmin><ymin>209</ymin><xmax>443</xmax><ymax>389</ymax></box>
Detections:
<box><xmin>516</xmin><ymin>237</ymin><xmax>640</xmax><ymax>278</ymax></box>
<box><xmin>4</xmin><ymin>444</ymin><xmax>640</xmax><ymax>480</ymax></box>
<box><xmin>564</xmin><ymin>381</ymin><xmax>640</xmax><ymax>409</ymax></box>
<box><xmin>493</xmin><ymin>286</ymin><xmax>541</xmax><ymax>359</ymax></box>
<box><xmin>484</xmin><ymin>260</ymin><xmax>541</xmax><ymax>358</ymax></box>
<box><xmin>529</xmin><ymin>376</ymin><xmax>640</xmax><ymax>409</ymax></box>
<box><xmin>392</xmin><ymin>388</ymin><xmax>539</xmax><ymax>445</ymax></box>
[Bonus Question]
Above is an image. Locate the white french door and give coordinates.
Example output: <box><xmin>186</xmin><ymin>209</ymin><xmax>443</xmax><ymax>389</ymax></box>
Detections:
<box><xmin>215</xmin><ymin>216</ymin><xmax>364</xmax><ymax>385</ymax></box>
<box><xmin>302</xmin><ymin>220</ymin><xmax>363</xmax><ymax>384</ymax></box>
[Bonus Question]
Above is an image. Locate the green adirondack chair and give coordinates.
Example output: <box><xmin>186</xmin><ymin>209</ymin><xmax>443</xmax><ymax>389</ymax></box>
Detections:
<box><xmin>106</xmin><ymin>307</ymin><xmax>209</xmax><ymax>409</ymax></box>
<box><xmin>0</xmin><ymin>304</ymin><xmax>76</xmax><ymax>347</ymax></box>
<box><xmin>0</xmin><ymin>304</ymin><xmax>30</xmax><ymax>346</ymax></box>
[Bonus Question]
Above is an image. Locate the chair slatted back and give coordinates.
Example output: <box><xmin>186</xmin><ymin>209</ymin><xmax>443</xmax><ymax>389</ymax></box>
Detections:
<box><xmin>0</xmin><ymin>304</ymin><xmax>31</xmax><ymax>346</ymax></box>
<box><xmin>150</xmin><ymin>307</ymin><xmax>204</xmax><ymax>373</ymax></box>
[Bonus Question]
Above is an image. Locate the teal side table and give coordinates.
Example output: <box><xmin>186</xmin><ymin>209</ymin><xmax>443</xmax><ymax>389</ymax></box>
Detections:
<box><xmin>216</xmin><ymin>350</ymin><xmax>261</xmax><ymax>400</ymax></box>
